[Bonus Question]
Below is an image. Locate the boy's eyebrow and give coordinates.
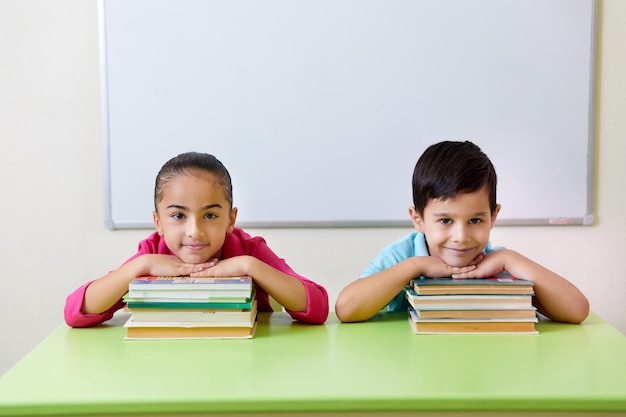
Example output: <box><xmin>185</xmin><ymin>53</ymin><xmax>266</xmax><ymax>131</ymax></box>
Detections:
<box><xmin>431</xmin><ymin>211</ymin><xmax>490</xmax><ymax>217</ymax></box>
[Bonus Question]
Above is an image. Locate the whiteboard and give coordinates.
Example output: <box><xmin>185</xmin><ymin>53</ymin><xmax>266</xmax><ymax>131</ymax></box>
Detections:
<box><xmin>99</xmin><ymin>0</ymin><xmax>597</xmax><ymax>229</ymax></box>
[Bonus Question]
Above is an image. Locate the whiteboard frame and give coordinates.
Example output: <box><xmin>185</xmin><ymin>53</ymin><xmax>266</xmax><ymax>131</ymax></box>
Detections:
<box><xmin>99</xmin><ymin>0</ymin><xmax>598</xmax><ymax>229</ymax></box>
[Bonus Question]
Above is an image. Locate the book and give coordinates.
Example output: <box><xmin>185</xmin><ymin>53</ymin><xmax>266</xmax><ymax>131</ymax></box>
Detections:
<box><xmin>405</xmin><ymin>288</ymin><xmax>533</xmax><ymax>310</ymax></box>
<box><xmin>124</xmin><ymin>320</ymin><xmax>257</xmax><ymax>340</ymax></box>
<box><xmin>129</xmin><ymin>275</ymin><xmax>253</xmax><ymax>291</ymax></box>
<box><xmin>413</xmin><ymin>306</ymin><xmax>537</xmax><ymax>320</ymax></box>
<box><xmin>408</xmin><ymin>307</ymin><xmax>538</xmax><ymax>334</ymax></box>
<box><xmin>128</xmin><ymin>276</ymin><xmax>252</xmax><ymax>298</ymax></box>
<box><xmin>125</xmin><ymin>299</ymin><xmax>255</xmax><ymax>309</ymax></box>
<box><xmin>124</xmin><ymin>290</ymin><xmax>256</xmax><ymax>310</ymax></box>
<box><xmin>406</xmin><ymin>276</ymin><xmax>538</xmax><ymax>334</ymax></box>
<box><xmin>123</xmin><ymin>279</ymin><xmax>257</xmax><ymax>340</ymax></box>
<box><xmin>410</xmin><ymin>276</ymin><xmax>534</xmax><ymax>295</ymax></box>
<box><xmin>126</xmin><ymin>300</ymin><xmax>257</xmax><ymax>323</ymax></box>
<box><xmin>126</xmin><ymin>290</ymin><xmax>252</xmax><ymax>300</ymax></box>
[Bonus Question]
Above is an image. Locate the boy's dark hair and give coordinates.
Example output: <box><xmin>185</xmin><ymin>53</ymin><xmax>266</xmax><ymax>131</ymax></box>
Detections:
<box><xmin>412</xmin><ymin>141</ymin><xmax>497</xmax><ymax>215</ymax></box>
<box><xmin>154</xmin><ymin>152</ymin><xmax>233</xmax><ymax>209</ymax></box>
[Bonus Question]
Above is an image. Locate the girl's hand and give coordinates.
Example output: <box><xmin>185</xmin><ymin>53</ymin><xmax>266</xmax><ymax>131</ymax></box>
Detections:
<box><xmin>137</xmin><ymin>254</ymin><xmax>217</xmax><ymax>277</ymax></box>
<box><xmin>189</xmin><ymin>256</ymin><xmax>252</xmax><ymax>278</ymax></box>
<box><xmin>83</xmin><ymin>255</ymin><xmax>216</xmax><ymax>315</ymax></box>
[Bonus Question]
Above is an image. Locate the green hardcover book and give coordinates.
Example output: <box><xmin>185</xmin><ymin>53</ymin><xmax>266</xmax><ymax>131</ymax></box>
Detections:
<box><xmin>125</xmin><ymin>300</ymin><xmax>254</xmax><ymax>309</ymax></box>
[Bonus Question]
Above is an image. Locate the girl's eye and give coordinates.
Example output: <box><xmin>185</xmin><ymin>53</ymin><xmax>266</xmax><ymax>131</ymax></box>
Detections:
<box><xmin>172</xmin><ymin>212</ymin><xmax>185</xmax><ymax>220</ymax></box>
<box><xmin>204</xmin><ymin>213</ymin><xmax>217</xmax><ymax>219</ymax></box>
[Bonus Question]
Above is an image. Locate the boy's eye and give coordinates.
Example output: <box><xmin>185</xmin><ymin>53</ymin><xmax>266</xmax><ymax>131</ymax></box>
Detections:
<box><xmin>439</xmin><ymin>218</ymin><xmax>452</xmax><ymax>225</ymax></box>
<box><xmin>469</xmin><ymin>218</ymin><xmax>482</xmax><ymax>224</ymax></box>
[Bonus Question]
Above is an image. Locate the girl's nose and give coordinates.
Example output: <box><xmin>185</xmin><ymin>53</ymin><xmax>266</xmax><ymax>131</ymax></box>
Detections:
<box><xmin>186</xmin><ymin>218</ymin><xmax>205</xmax><ymax>238</ymax></box>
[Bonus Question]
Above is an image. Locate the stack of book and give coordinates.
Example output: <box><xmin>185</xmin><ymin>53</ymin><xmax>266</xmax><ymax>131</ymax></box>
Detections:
<box><xmin>405</xmin><ymin>276</ymin><xmax>538</xmax><ymax>334</ymax></box>
<box><xmin>123</xmin><ymin>276</ymin><xmax>257</xmax><ymax>340</ymax></box>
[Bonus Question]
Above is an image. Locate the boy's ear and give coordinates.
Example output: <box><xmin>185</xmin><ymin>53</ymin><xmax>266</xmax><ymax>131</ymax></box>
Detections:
<box><xmin>409</xmin><ymin>206</ymin><xmax>425</xmax><ymax>233</ymax></box>
<box><xmin>490</xmin><ymin>204</ymin><xmax>502</xmax><ymax>228</ymax></box>
<box><xmin>153</xmin><ymin>211</ymin><xmax>164</xmax><ymax>236</ymax></box>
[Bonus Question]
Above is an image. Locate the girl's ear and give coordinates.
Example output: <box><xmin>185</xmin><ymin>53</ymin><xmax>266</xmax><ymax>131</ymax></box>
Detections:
<box><xmin>153</xmin><ymin>211</ymin><xmax>164</xmax><ymax>236</ymax></box>
<box><xmin>409</xmin><ymin>206</ymin><xmax>425</xmax><ymax>233</ymax></box>
<box><xmin>227</xmin><ymin>207</ymin><xmax>238</xmax><ymax>233</ymax></box>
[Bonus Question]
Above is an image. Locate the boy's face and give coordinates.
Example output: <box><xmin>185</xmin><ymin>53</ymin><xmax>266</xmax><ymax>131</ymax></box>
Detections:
<box><xmin>153</xmin><ymin>172</ymin><xmax>237</xmax><ymax>264</ymax></box>
<box><xmin>410</xmin><ymin>188</ymin><xmax>500</xmax><ymax>268</ymax></box>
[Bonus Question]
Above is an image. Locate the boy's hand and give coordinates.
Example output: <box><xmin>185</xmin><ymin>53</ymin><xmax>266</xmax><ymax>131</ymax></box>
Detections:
<box><xmin>421</xmin><ymin>255</ymin><xmax>478</xmax><ymax>279</ymax></box>
<box><xmin>468</xmin><ymin>251</ymin><xmax>486</xmax><ymax>266</ymax></box>
<box><xmin>450</xmin><ymin>250</ymin><xmax>507</xmax><ymax>279</ymax></box>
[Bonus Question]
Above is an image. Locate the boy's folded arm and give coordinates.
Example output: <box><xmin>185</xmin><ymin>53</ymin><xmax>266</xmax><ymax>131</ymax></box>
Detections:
<box><xmin>336</xmin><ymin>254</ymin><xmax>482</xmax><ymax>323</ymax></box>
<box><xmin>484</xmin><ymin>249</ymin><xmax>590</xmax><ymax>324</ymax></box>
<box><xmin>335</xmin><ymin>257</ymin><xmax>428</xmax><ymax>323</ymax></box>
<box><xmin>519</xmin><ymin>261</ymin><xmax>589</xmax><ymax>324</ymax></box>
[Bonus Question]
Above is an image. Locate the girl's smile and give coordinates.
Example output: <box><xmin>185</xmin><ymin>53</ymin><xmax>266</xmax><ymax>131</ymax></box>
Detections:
<box><xmin>183</xmin><ymin>242</ymin><xmax>209</xmax><ymax>251</ymax></box>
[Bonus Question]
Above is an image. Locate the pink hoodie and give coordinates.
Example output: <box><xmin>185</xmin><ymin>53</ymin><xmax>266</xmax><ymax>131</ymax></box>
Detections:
<box><xmin>64</xmin><ymin>228</ymin><xmax>329</xmax><ymax>327</ymax></box>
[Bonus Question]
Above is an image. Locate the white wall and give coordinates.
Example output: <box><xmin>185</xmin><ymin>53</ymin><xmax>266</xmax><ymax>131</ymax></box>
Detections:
<box><xmin>0</xmin><ymin>0</ymin><xmax>624</xmax><ymax>376</ymax></box>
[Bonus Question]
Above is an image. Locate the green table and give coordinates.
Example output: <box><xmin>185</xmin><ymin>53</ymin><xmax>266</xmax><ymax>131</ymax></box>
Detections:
<box><xmin>0</xmin><ymin>312</ymin><xmax>625</xmax><ymax>416</ymax></box>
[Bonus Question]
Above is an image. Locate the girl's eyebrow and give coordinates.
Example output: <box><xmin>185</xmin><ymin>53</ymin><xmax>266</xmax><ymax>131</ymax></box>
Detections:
<box><xmin>165</xmin><ymin>203</ymin><xmax>224</xmax><ymax>210</ymax></box>
<box><xmin>203</xmin><ymin>204</ymin><xmax>223</xmax><ymax>210</ymax></box>
<box><xmin>166</xmin><ymin>204</ymin><xmax>187</xmax><ymax>210</ymax></box>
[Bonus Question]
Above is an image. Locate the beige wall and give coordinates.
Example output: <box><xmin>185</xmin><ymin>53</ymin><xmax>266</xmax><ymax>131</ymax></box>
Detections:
<box><xmin>1</xmin><ymin>0</ymin><xmax>624</xmax><ymax>376</ymax></box>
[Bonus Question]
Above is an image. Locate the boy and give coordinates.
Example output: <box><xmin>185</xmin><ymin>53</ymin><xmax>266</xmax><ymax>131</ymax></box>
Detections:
<box><xmin>335</xmin><ymin>141</ymin><xmax>589</xmax><ymax>323</ymax></box>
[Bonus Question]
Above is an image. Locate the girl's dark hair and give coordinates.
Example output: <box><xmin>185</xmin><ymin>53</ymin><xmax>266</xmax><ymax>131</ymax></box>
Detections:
<box><xmin>154</xmin><ymin>152</ymin><xmax>233</xmax><ymax>209</ymax></box>
<box><xmin>412</xmin><ymin>141</ymin><xmax>497</xmax><ymax>215</ymax></box>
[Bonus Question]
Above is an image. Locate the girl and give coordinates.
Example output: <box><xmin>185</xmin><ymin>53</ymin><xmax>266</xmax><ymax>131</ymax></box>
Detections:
<box><xmin>65</xmin><ymin>152</ymin><xmax>329</xmax><ymax>326</ymax></box>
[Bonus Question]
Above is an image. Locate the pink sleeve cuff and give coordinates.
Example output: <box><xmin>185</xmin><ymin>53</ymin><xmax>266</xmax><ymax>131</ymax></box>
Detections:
<box><xmin>64</xmin><ymin>281</ymin><xmax>123</xmax><ymax>328</ymax></box>
<box><xmin>286</xmin><ymin>280</ymin><xmax>329</xmax><ymax>324</ymax></box>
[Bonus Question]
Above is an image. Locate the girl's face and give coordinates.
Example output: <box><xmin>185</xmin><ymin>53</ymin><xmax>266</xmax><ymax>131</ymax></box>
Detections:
<box><xmin>410</xmin><ymin>187</ymin><xmax>500</xmax><ymax>267</ymax></box>
<box><xmin>153</xmin><ymin>172</ymin><xmax>237</xmax><ymax>264</ymax></box>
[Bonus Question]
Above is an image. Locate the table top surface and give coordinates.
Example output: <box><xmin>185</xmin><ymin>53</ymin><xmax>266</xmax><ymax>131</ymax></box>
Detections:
<box><xmin>1</xmin><ymin>311</ymin><xmax>625</xmax><ymax>416</ymax></box>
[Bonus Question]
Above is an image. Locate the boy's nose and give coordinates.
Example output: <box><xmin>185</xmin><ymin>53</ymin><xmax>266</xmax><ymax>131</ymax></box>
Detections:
<box><xmin>453</xmin><ymin>224</ymin><xmax>469</xmax><ymax>242</ymax></box>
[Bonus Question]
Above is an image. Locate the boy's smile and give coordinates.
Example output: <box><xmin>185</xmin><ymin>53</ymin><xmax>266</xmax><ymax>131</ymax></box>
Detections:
<box><xmin>411</xmin><ymin>187</ymin><xmax>500</xmax><ymax>268</ymax></box>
